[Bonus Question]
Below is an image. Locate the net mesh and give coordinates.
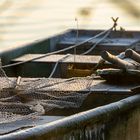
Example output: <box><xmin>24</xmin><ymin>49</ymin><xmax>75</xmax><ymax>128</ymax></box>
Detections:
<box><xmin>0</xmin><ymin>62</ymin><xmax>93</xmax><ymax>124</ymax></box>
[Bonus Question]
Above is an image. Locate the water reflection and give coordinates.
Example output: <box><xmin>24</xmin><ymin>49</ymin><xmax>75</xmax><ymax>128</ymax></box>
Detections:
<box><xmin>0</xmin><ymin>0</ymin><xmax>140</xmax><ymax>50</ymax></box>
<box><xmin>110</xmin><ymin>0</ymin><xmax>140</xmax><ymax>19</ymax></box>
<box><xmin>0</xmin><ymin>0</ymin><xmax>13</xmax><ymax>14</ymax></box>
<box><xmin>78</xmin><ymin>7</ymin><xmax>93</xmax><ymax>17</ymax></box>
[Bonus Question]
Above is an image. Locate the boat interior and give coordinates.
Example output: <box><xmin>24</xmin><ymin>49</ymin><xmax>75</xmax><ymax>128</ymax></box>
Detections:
<box><xmin>1</xmin><ymin>29</ymin><xmax>140</xmax><ymax>78</ymax></box>
<box><xmin>0</xmin><ymin>29</ymin><xmax>140</xmax><ymax>136</ymax></box>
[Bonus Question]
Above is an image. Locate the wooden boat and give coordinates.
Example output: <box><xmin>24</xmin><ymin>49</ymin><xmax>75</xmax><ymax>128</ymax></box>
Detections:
<box><xmin>1</xmin><ymin>29</ymin><xmax>140</xmax><ymax>77</ymax></box>
<box><xmin>0</xmin><ymin>94</ymin><xmax>139</xmax><ymax>140</ymax></box>
<box><xmin>0</xmin><ymin>29</ymin><xmax>140</xmax><ymax>139</ymax></box>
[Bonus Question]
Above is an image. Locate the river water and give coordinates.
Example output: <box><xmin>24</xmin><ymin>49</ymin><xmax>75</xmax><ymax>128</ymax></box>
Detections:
<box><xmin>0</xmin><ymin>0</ymin><xmax>140</xmax><ymax>51</ymax></box>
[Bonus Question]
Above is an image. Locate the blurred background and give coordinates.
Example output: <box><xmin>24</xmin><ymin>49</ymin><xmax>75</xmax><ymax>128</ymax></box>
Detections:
<box><xmin>0</xmin><ymin>0</ymin><xmax>140</xmax><ymax>51</ymax></box>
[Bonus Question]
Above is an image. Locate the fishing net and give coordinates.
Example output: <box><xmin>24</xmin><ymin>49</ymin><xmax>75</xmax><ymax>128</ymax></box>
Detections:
<box><xmin>0</xmin><ymin>28</ymin><xmax>112</xmax><ymax>125</ymax></box>
<box><xmin>0</xmin><ymin>61</ymin><xmax>93</xmax><ymax>124</ymax></box>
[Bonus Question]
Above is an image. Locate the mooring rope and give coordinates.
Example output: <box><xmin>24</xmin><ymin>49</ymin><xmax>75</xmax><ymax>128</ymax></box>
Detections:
<box><xmin>48</xmin><ymin>28</ymin><xmax>112</xmax><ymax>78</ymax></box>
<box><xmin>1</xmin><ymin>27</ymin><xmax>112</xmax><ymax>68</ymax></box>
<box><xmin>82</xmin><ymin>28</ymin><xmax>112</xmax><ymax>55</ymax></box>
<box><xmin>48</xmin><ymin>54</ymin><xmax>71</xmax><ymax>78</ymax></box>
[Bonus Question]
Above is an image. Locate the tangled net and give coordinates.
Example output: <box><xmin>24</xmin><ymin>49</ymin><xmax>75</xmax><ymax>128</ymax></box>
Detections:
<box><xmin>0</xmin><ymin>22</ymin><xmax>119</xmax><ymax>127</ymax></box>
<box><xmin>0</xmin><ymin>61</ymin><xmax>93</xmax><ymax>124</ymax></box>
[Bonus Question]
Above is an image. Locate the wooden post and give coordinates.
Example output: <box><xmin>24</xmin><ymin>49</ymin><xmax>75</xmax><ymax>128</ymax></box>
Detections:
<box><xmin>101</xmin><ymin>51</ymin><xmax>136</xmax><ymax>70</ymax></box>
<box><xmin>125</xmin><ymin>49</ymin><xmax>140</xmax><ymax>63</ymax></box>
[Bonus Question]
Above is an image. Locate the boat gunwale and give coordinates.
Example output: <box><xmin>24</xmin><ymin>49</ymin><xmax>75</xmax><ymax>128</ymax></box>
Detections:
<box><xmin>0</xmin><ymin>94</ymin><xmax>139</xmax><ymax>140</ymax></box>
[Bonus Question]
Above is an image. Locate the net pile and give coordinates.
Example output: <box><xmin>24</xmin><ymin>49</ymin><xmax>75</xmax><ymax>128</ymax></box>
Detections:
<box><xmin>0</xmin><ymin>64</ymin><xmax>93</xmax><ymax>124</ymax></box>
<box><xmin>0</xmin><ymin>25</ymin><xmax>116</xmax><ymax>126</ymax></box>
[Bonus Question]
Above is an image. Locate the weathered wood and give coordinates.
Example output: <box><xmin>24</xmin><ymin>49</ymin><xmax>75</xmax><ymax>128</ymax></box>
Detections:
<box><xmin>11</xmin><ymin>54</ymin><xmax>103</xmax><ymax>77</ymax></box>
<box><xmin>2</xmin><ymin>77</ymin><xmax>135</xmax><ymax>116</ymax></box>
<box><xmin>97</xmin><ymin>68</ymin><xmax>140</xmax><ymax>83</ymax></box>
<box><xmin>125</xmin><ymin>49</ymin><xmax>140</xmax><ymax>63</ymax></box>
<box><xmin>101</xmin><ymin>51</ymin><xmax>136</xmax><ymax>69</ymax></box>
<box><xmin>57</xmin><ymin>38</ymin><xmax>140</xmax><ymax>54</ymax></box>
<box><xmin>8</xmin><ymin>77</ymin><xmax>137</xmax><ymax>94</ymax></box>
<box><xmin>12</xmin><ymin>54</ymin><xmax>101</xmax><ymax>64</ymax></box>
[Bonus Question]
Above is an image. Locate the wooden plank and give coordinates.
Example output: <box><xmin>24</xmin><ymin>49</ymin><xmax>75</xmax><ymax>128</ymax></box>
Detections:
<box><xmin>57</xmin><ymin>38</ymin><xmax>140</xmax><ymax>52</ymax></box>
<box><xmin>11</xmin><ymin>77</ymin><xmax>138</xmax><ymax>94</ymax></box>
<box><xmin>4</xmin><ymin>77</ymin><xmax>137</xmax><ymax>116</ymax></box>
<box><xmin>12</xmin><ymin>54</ymin><xmax>101</xmax><ymax>65</ymax></box>
<box><xmin>59</xmin><ymin>38</ymin><xmax>140</xmax><ymax>47</ymax></box>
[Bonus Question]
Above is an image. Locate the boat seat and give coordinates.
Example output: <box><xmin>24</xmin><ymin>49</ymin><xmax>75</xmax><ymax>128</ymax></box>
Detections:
<box><xmin>0</xmin><ymin>77</ymin><xmax>138</xmax><ymax>135</ymax></box>
<box><xmin>6</xmin><ymin>77</ymin><xmax>139</xmax><ymax>115</ymax></box>
<box><xmin>8</xmin><ymin>77</ymin><xmax>136</xmax><ymax>94</ymax></box>
<box><xmin>10</xmin><ymin>53</ymin><xmax>138</xmax><ymax>78</ymax></box>
<box><xmin>12</xmin><ymin>54</ymin><xmax>101</xmax><ymax>65</ymax></box>
<box><xmin>11</xmin><ymin>54</ymin><xmax>105</xmax><ymax>77</ymax></box>
<box><xmin>57</xmin><ymin>38</ymin><xmax>140</xmax><ymax>54</ymax></box>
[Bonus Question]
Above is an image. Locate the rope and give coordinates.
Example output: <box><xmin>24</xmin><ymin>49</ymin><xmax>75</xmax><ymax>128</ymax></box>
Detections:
<box><xmin>48</xmin><ymin>54</ymin><xmax>71</xmax><ymax>78</ymax></box>
<box><xmin>82</xmin><ymin>28</ymin><xmax>112</xmax><ymax>55</ymax></box>
<box><xmin>1</xmin><ymin>28</ymin><xmax>112</xmax><ymax>68</ymax></box>
<box><xmin>48</xmin><ymin>28</ymin><xmax>112</xmax><ymax>78</ymax></box>
<box><xmin>1</xmin><ymin>19</ymin><xmax>117</xmax><ymax>83</ymax></box>
<box><xmin>81</xmin><ymin>17</ymin><xmax>119</xmax><ymax>55</ymax></box>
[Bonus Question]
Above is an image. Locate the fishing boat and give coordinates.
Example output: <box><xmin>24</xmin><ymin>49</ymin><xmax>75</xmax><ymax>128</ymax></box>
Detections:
<box><xmin>1</xmin><ymin>28</ymin><xmax>140</xmax><ymax>77</ymax></box>
<box><xmin>0</xmin><ymin>28</ymin><xmax>140</xmax><ymax>140</ymax></box>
